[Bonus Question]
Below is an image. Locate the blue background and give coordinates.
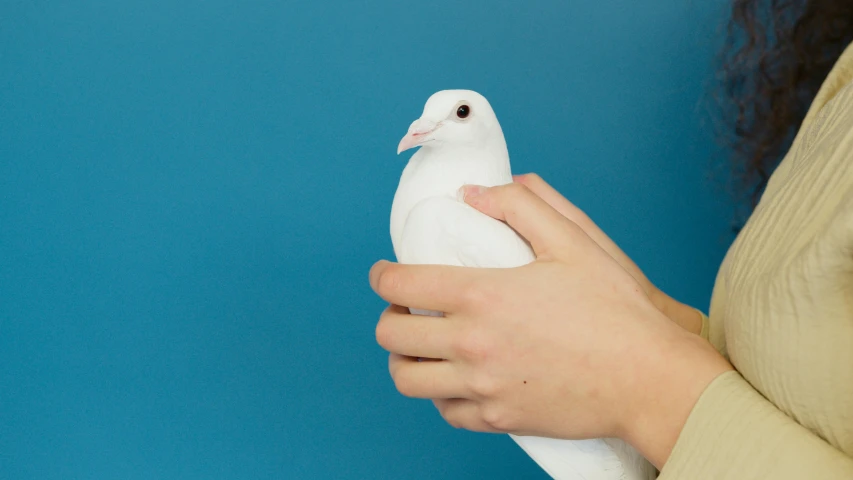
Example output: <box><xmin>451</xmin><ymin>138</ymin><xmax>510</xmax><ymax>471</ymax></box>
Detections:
<box><xmin>1</xmin><ymin>1</ymin><xmax>735</xmax><ymax>478</ymax></box>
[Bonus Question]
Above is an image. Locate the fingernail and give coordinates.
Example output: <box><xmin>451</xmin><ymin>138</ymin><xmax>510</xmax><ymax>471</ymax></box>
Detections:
<box><xmin>458</xmin><ymin>185</ymin><xmax>485</xmax><ymax>202</ymax></box>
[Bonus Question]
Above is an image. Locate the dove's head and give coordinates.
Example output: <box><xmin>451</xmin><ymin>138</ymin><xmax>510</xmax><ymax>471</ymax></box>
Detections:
<box><xmin>397</xmin><ymin>90</ymin><xmax>504</xmax><ymax>155</ymax></box>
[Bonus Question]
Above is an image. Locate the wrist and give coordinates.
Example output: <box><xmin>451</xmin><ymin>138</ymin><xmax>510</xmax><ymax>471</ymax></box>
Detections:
<box><xmin>620</xmin><ymin>327</ymin><xmax>732</xmax><ymax>469</ymax></box>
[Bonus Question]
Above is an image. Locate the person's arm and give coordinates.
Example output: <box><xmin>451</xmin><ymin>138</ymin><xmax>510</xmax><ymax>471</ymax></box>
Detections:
<box><xmin>659</xmin><ymin>371</ymin><xmax>853</xmax><ymax>479</ymax></box>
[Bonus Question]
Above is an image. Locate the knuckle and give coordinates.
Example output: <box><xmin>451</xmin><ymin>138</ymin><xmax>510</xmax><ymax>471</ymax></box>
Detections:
<box><xmin>504</xmin><ymin>181</ymin><xmax>530</xmax><ymax>197</ymax></box>
<box><xmin>466</xmin><ymin>373</ymin><xmax>499</xmax><ymax>399</ymax></box>
<box><xmin>520</xmin><ymin>172</ymin><xmax>544</xmax><ymax>188</ymax></box>
<box><xmin>453</xmin><ymin>328</ymin><xmax>492</xmax><ymax>363</ymax></box>
<box><xmin>459</xmin><ymin>282</ymin><xmax>485</xmax><ymax>309</ymax></box>
<box><xmin>480</xmin><ymin>404</ymin><xmax>515</xmax><ymax>432</ymax></box>
<box><xmin>461</xmin><ymin>281</ymin><xmax>503</xmax><ymax>313</ymax></box>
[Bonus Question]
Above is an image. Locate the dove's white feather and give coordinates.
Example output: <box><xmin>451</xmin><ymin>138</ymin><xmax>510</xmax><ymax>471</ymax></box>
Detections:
<box><xmin>399</xmin><ymin>196</ymin><xmax>533</xmax><ymax>268</ymax></box>
<box><xmin>514</xmin><ymin>437</ymin><xmax>638</xmax><ymax>480</ymax></box>
<box><xmin>390</xmin><ymin>89</ymin><xmax>657</xmax><ymax>480</ymax></box>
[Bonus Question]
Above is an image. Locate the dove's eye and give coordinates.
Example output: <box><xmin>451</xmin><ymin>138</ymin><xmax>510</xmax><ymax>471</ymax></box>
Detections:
<box><xmin>456</xmin><ymin>105</ymin><xmax>470</xmax><ymax>119</ymax></box>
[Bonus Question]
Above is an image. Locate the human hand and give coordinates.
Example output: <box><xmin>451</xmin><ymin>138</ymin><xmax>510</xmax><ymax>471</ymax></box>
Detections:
<box><xmin>370</xmin><ymin>182</ymin><xmax>732</xmax><ymax>468</ymax></box>
<box><xmin>513</xmin><ymin>173</ymin><xmax>703</xmax><ymax>334</ymax></box>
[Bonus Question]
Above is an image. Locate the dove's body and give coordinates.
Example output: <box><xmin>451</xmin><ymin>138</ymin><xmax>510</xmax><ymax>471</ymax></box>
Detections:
<box><xmin>390</xmin><ymin>90</ymin><xmax>656</xmax><ymax>480</ymax></box>
<box><xmin>391</xmin><ymin>145</ymin><xmax>532</xmax><ymax>268</ymax></box>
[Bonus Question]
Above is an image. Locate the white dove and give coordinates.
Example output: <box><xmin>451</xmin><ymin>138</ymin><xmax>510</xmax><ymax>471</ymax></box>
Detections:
<box><xmin>389</xmin><ymin>89</ymin><xmax>657</xmax><ymax>480</ymax></box>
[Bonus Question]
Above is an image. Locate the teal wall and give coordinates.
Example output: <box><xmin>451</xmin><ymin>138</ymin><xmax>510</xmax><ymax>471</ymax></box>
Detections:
<box><xmin>0</xmin><ymin>1</ymin><xmax>734</xmax><ymax>478</ymax></box>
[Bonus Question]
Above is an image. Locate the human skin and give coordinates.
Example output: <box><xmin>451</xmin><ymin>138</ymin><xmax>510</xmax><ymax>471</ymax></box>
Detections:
<box><xmin>510</xmin><ymin>174</ymin><xmax>704</xmax><ymax>335</ymax></box>
<box><xmin>369</xmin><ymin>175</ymin><xmax>732</xmax><ymax>469</ymax></box>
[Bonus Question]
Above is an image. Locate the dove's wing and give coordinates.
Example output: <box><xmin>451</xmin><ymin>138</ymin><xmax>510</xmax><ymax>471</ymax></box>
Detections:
<box><xmin>396</xmin><ymin>194</ymin><xmax>532</xmax><ymax>317</ymax></box>
<box><xmin>397</xmin><ymin>195</ymin><xmax>534</xmax><ymax>268</ymax></box>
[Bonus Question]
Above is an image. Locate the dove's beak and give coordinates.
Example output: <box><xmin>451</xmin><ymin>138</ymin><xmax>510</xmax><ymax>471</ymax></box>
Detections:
<box><xmin>397</xmin><ymin>119</ymin><xmax>441</xmax><ymax>154</ymax></box>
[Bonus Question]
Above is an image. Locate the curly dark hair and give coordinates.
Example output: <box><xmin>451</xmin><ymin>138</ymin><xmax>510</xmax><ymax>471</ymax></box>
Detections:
<box><xmin>717</xmin><ymin>0</ymin><xmax>853</xmax><ymax>223</ymax></box>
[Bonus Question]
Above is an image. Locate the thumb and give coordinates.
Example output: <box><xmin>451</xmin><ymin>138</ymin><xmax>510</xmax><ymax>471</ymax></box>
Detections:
<box><xmin>459</xmin><ymin>183</ymin><xmax>579</xmax><ymax>259</ymax></box>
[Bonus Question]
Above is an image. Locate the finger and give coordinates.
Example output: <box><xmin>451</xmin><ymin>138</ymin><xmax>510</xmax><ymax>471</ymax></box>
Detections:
<box><xmin>514</xmin><ymin>173</ymin><xmax>624</xmax><ymax>250</ymax></box>
<box><xmin>515</xmin><ymin>173</ymin><xmax>654</xmax><ymax>285</ymax></box>
<box><xmin>388</xmin><ymin>353</ymin><xmax>468</xmax><ymax>399</ymax></box>
<box><xmin>433</xmin><ymin>398</ymin><xmax>498</xmax><ymax>433</ymax></box>
<box><xmin>513</xmin><ymin>173</ymin><xmax>586</xmax><ymax>221</ymax></box>
<box><xmin>369</xmin><ymin>261</ymin><xmax>478</xmax><ymax>312</ymax></box>
<box><xmin>459</xmin><ymin>182</ymin><xmax>577</xmax><ymax>258</ymax></box>
<box><xmin>375</xmin><ymin>304</ymin><xmax>456</xmax><ymax>359</ymax></box>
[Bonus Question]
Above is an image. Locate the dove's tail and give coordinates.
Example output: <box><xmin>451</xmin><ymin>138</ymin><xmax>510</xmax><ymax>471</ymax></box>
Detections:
<box><xmin>509</xmin><ymin>435</ymin><xmax>657</xmax><ymax>480</ymax></box>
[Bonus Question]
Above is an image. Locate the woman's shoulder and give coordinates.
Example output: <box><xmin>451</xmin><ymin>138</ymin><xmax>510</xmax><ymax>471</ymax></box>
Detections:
<box><xmin>798</xmin><ymin>41</ymin><xmax>853</xmax><ymax>134</ymax></box>
<box><xmin>764</xmin><ymin>42</ymin><xmax>853</xmax><ymax>199</ymax></box>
